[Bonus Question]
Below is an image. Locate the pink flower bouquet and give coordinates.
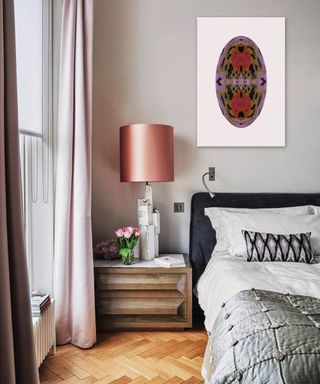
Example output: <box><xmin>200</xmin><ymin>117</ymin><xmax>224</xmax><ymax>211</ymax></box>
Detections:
<box><xmin>115</xmin><ymin>226</ymin><xmax>141</xmax><ymax>265</ymax></box>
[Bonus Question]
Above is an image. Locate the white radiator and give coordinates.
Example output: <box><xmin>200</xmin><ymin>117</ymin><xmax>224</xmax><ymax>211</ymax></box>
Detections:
<box><xmin>32</xmin><ymin>300</ymin><xmax>56</xmax><ymax>367</ymax></box>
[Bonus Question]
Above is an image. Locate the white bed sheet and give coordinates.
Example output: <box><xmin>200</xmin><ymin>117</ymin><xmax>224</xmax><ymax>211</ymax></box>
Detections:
<box><xmin>197</xmin><ymin>253</ymin><xmax>320</xmax><ymax>331</ymax></box>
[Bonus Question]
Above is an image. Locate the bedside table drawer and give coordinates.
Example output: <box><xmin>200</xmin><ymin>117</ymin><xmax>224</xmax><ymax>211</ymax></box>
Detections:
<box><xmin>96</xmin><ymin>291</ymin><xmax>185</xmax><ymax>315</ymax></box>
<box><xmin>95</xmin><ymin>271</ymin><xmax>187</xmax><ymax>291</ymax></box>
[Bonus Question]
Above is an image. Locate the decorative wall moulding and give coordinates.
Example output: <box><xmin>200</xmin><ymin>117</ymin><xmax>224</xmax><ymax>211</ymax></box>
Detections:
<box><xmin>197</xmin><ymin>17</ymin><xmax>285</xmax><ymax>147</ymax></box>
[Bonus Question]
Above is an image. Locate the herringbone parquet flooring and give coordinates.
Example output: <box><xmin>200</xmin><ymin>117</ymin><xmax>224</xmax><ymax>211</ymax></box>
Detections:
<box><xmin>39</xmin><ymin>330</ymin><xmax>207</xmax><ymax>384</ymax></box>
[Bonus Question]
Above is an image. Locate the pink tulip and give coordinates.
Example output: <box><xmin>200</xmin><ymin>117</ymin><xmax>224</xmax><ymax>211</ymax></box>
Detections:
<box><xmin>123</xmin><ymin>226</ymin><xmax>134</xmax><ymax>238</ymax></box>
<box><xmin>134</xmin><ymin>227</ymin><xmax>141</xmax><ymax>237</ymax></box>
<box><xmin>115</xmin><ymin>227</ymin><xmax>124</xmax><ymax>237</ymax></box>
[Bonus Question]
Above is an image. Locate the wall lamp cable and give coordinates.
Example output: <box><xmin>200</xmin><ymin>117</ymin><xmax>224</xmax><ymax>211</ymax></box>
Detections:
<box><xmin>202</xmin><ymin>171</ymin><xmax>215</xmax><ymax>199</ymax></box>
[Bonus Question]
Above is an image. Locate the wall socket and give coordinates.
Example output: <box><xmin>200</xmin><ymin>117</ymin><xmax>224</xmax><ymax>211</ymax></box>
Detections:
<box><xmin>174</xmin><ymin>202</ymin><xmax>184</xmax><ymax>213</ymax></box>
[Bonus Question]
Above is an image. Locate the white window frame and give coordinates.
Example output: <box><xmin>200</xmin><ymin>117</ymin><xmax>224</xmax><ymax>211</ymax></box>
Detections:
<box><xmin>18</xmin><ymin>0</ymin><xmax>54</xmax><ymax>294</ymax></box>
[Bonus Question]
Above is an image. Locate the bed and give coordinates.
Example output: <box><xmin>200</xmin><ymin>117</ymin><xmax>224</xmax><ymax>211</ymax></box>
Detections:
<box><xmin>189</xmin><ymin>192</ymin><xmax>320</xmax><ymax>383</ymax></box>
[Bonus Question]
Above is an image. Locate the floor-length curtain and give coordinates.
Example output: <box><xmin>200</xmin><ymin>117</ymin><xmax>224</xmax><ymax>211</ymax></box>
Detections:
<box><xmin>54</xmin><ymin>0</ymin><xmax>96</xmax><ymax>348</ymax></box>
<box><xmin>0</xmin><ymin>0</ymin><xmax>39</xmax><ymax>382</ymax></box>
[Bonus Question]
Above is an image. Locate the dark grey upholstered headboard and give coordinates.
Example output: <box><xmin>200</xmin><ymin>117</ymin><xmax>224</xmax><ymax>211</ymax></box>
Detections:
<box><xmin>189</xmin><ymin>192</ymin><xmax>320</xmax><ymax>287</ymax></box>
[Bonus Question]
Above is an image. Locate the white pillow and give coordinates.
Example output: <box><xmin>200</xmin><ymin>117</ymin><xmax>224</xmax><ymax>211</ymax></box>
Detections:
<box><xmin>220</xmin><ymin>211</ymin><xmax>320</xmax><ymax>256</ymax></box>
<box><xmin>205</xmin><ymin>205</ymin><xmax>315</xmax><ymax>254</ymax></box>
<box><xmin>311</xmin><ymin>205</ymin><xmax>320</xmax><ymax>214</ymax></box>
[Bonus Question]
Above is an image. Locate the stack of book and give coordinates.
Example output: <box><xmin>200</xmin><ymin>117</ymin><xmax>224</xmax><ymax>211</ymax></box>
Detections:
<box><xmin>31</xmin><ymin>292</ymin><xmax>51</xmax><ymax>317</ymax></box>
<box><xmin>154</xmin><ymin>254</ymin><xmax>186</xmax><ymax>268</ymax></box>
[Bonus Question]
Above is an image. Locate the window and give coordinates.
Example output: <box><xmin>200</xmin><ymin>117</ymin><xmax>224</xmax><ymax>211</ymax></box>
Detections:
<box><xmin>15</xmin><ymin>0</ymin><xmax>54</xmax><ymax>294</ymax></box>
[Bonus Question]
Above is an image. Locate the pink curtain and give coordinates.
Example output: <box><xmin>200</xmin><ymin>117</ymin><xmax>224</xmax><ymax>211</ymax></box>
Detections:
<box><xmin>0</xmin><ymin>0</ymin><xmax>39</xmax><ymax>382</ymax></box>
<box><xmin>54</xmin><ymin>0</ymin><xmax>96</xmax><ymax>348</ymax></box>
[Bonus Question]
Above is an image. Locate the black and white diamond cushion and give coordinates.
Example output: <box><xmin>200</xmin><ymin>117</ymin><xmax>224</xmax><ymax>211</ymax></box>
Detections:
<box><xmin>242</xmin><ymin>230</ymin><xmax>314</xmax><ymax>263</ymax></box>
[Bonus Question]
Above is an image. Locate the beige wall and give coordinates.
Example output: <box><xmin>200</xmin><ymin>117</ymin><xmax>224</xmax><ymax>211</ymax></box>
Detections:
<box><xmin>93</xmin><ymin>0</ymin><xmax>320</xmax><ymax>253</ymax></box>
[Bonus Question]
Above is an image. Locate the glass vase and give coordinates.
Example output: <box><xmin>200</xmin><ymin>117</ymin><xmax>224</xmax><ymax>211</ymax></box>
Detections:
<box><xmin>120</xmin><ymin>248</ymin><xmax>134</xmax><ymax>265</ymax></box>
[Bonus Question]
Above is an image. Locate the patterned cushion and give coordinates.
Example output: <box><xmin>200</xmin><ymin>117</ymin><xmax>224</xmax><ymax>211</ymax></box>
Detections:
<box><xmin>242</xmin><ymin>230</ymin><xmax>314</xmax><ymax>263</ymax></box>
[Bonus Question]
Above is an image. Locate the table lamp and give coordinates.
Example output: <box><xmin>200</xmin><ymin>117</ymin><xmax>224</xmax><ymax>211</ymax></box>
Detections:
<box><xmin>120</xmin><ymin>124</ymin><xmax>174</xmax><ymax>260</ymax></box>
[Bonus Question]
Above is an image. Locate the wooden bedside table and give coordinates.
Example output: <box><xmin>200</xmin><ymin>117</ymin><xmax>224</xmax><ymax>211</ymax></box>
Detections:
<box><xmin>94</xmin><ymin>255</ymin><xmax>192</xmax><ymax>330</ymax></box>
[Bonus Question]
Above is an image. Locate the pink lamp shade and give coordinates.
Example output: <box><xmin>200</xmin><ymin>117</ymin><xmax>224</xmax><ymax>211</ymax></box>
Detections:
<box><xmin>120</xmin><ymin>124</ymin><xmax>174</xmax><ymax>182</ymax></box>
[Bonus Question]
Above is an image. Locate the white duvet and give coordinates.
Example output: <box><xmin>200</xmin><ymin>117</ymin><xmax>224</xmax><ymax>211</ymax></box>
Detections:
<box><xmin>197</xmin><ymin>253</ymin><xmax>320</xmax><ymax>331</ymax></box>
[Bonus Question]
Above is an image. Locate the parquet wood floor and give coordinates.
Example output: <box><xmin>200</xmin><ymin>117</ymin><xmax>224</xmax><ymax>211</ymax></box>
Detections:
<box><xmin>39</xmin><ymin>330</ymin><xmax>207</xmax><ymax>384</ymax></box>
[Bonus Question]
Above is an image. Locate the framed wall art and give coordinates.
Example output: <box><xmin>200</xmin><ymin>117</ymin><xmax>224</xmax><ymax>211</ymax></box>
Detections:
<box><xmin>197</xmin><ymin>17</ymin><xmax>285</xmax><ymax>147</ymax></box>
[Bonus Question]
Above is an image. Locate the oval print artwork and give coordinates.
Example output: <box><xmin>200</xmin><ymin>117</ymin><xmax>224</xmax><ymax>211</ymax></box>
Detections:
<box><xmin>216</xmin><ymin>36</ymin><xmax>267</xmax><ymax>128</ymax></box>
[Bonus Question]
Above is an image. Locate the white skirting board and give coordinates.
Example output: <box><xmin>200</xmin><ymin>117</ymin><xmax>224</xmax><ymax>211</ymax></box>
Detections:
<box><xmin>32</xmin><ymin>300</ymin><xmax>56</xmax><ymax>368</ymax></box>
